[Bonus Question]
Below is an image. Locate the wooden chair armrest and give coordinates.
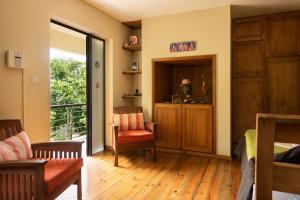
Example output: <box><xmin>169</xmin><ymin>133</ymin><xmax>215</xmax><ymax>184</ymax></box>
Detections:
<box><xmin>111</xmin><ymin>124</ymin><xmax>119</xmax><ymax>134</ymax></box>
<box><xmin>145</xmin><ymin>122</ymin><xmax>158</xmax><ymax>133</ymax></box>
<box><xmin>0</xmin><ymin>159</ymin><xmax>46</xmax><ymax>199</ymax></box>
<box><xmin>32</xmin><ymin>141</ymin><xmax>84</xmax><ymax>159</ymax></box>
<box><xmin>0</xmin><ymin>159</ymin><xmax>47</xmax><ymax>168</ymax></box>
<box><xmin>111</xmin><ymin>123</ymin><xmax>119</xmax><ymax>127</ymax></box>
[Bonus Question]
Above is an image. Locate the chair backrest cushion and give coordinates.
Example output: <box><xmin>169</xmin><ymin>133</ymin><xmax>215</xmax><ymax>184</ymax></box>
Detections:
<box><xmin>113</xmin><ymin>113</ymin><xmax>145</xmax><ymax>131</ymax></box>
<box><xmin>0</xmin><ymin>131</ymin><xmax>33</xmax><ymax>161</ymax></box>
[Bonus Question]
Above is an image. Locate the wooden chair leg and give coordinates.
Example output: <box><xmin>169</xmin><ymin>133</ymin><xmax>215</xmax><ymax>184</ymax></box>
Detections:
<box><xmin>114</xmin><ymin>148</ymin><xmax>119</xmax><ymax>167</ymax></box>
<box><xmin>113</xmin><ymin>126</ymin><xmax>119</xmax><ymax>167</ymax></box>
<box><xmin>143</xmin><ymin>148</ymin><xmax>146</xmax><ymax>158</ymax></box>
<box><xmin>77</xmin><ymin>173</ymin><xmax>82</xmax><ymax>200</ymax></box>
<box><xmin>152</xmin><ymin>144</ymin><xmax>157</xmax><ymax>162</ymax></box>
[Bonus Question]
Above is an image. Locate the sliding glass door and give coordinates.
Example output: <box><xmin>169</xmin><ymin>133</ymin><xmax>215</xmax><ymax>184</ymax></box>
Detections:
<box><xmin>50</xmin><ymin>20</ymin><xmax>105</xmax><ymax>156</ymax></box>
<box><xmin>87</xmin><ymin>35</ymin><xmax>105</xmax><ymax>156</ymax></box>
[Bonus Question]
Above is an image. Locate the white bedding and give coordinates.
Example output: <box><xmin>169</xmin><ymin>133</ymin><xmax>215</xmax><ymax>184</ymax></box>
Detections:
<box><xmin>252</xmin><ymin>184</ymin><xmax>300</xmax><ymax>200</ymax></box>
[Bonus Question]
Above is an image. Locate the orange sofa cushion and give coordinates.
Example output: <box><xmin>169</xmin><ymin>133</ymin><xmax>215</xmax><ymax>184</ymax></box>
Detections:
<box><xmin>118</xmin><ymin>130</ymin><xmax>154</xmax><ymax>144</ymax></box>
<box><xmin>44</xmin><ymin>158</ymin><xmax>83</xmax><ymax>193</ymax></box>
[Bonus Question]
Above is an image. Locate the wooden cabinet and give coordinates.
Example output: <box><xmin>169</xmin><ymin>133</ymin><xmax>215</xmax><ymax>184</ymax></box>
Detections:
<box><xmin>232</xmin><ymin>11</ymin><xmax>300</xmax><ymax>148</ymax></box>
<box><xmin>266</xmin><ymin>14</ymin><xmax>299</xmax><ymax>56</ymax></box>
<box><xmin>154</xmin><ymin>103</ymin><xmax>182</xmax><ymax>149</ymax></box>
<box><xmin>182</xmin><ymin>104</ymin><xmax>213</xmax><ymax>153</ymax></box>
<box><xmin>232</xmin><ymin>78</ymin><xmax>263</xmax><ymax>143</ymax></box>
<box><xmin>154</xmin><ymin>103</ymin><xmax>213</xmax><ymax>153</ymax></box>
<box><xmin>266</xmin><ymin>57</ymin><xmax>300</xmax><ymax>114</ymax></box>
<box><xmin>232</xmin><ymin>41</ymin><xmax>265</xmax><ymax>77</ymax></box>
<box><xmin>232</xmin><ymin>17</ymin><xmax>264</xmax><ymax>42</ymax></box>
<box><xmin>152</xmin><ymin>55</ymin><xmax>216</xmax><ymax>154</ymax></box>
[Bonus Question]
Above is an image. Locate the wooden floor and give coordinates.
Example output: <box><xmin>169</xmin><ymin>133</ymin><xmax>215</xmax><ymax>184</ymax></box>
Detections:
<box><xmin>57</xmin><ymin>151</ymin><xmax>241</xmax><ymax>200</ymax></box>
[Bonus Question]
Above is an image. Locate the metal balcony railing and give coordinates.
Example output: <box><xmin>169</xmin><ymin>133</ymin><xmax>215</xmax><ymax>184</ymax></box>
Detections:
<box><xmin>50</xmin><ymin>103</ymin><xmax>87</xmax><ymax>141</ymax></box>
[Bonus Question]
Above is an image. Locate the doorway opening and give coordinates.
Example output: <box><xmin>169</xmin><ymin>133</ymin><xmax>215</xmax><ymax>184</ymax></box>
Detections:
<box><xmin>50</xmin><ymin>20</ymin><xmax>105</xmax><ymax>156</ymax></box>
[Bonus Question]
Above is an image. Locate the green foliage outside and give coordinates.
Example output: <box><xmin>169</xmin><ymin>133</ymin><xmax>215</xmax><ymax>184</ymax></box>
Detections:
<box><xmin>50</xmin><ymin>58</ymin><xmax>87</xmax><ymax>141</ymax></box>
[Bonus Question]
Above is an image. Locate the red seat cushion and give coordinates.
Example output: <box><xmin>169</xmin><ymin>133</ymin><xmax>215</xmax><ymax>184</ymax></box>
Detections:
<box><xmin>118</xmin><ymin>130</ymin><xmax>154</xmax><ymax>144</ymax></box>
<box><xmin>44</xmin><ymin>158</ymin><xmax>83</xmax><ymax>193</ymax></box>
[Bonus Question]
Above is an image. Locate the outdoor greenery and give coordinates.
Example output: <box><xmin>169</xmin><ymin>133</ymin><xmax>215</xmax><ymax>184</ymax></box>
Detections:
<box><xmin>50</xmin><ymin>58</ymin><xmax>87</xmax><ymax>141</ymax></box>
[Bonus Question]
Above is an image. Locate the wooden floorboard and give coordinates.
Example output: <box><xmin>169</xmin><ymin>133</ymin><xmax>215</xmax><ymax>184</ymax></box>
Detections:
<box><xmin>57</xmin><ymin>150</ymin><xmax>241</xmax><ymax>200</ymax></box>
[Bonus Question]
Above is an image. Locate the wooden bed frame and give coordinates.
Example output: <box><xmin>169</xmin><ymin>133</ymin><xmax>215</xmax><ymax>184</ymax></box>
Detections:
<box><xmin>255</xmin><ymin>113</ymin><xmax>300</xmax><ymax>199</ymax></box>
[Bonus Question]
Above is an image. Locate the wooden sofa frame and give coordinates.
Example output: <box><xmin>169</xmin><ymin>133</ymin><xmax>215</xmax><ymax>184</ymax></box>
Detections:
<box><xmin>112</xmin><ymin>106</ymin><xmax>157</xmax><ymax>166</ymax></box>
<box><xmin>255</xmin><ymin>113</ymin><xmax>300</xmax><ymax>199</ymax></box>
<box><xmin>0</xmin><ymin>119</ymin><xmax>83</xmax><ymax>200</ymax></box>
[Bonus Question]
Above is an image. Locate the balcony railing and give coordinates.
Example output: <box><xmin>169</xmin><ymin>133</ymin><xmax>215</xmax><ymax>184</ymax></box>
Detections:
<box><xmin>50</xmin><ymin>103</ymin><xmax>87</xmax><ymax>141</ymax></box>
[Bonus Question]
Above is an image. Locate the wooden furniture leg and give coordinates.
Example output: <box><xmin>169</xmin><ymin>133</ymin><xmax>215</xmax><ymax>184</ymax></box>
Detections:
<box><xmin>114</xmin><ymin>149</ymin><xmax>118</xmax><ymax>167</ymax></box>
<box><xmin>143</xmin><ymin>148</ymin><xmax>146</xmax><ymax>158</ymax></box>
<box><xmin>77</xmin><ymin>173</ymin><xmax>82</xmax><ymax>200</ymax></box>
<box><xmin>114</xmin><ymin>126</ymin><xmax>119</xmax><ymax>167</ymax></box>
<box><xmin>153</xmin><ymin>144</ymin><xmax>157</xmax><ymax>162</ymax></box>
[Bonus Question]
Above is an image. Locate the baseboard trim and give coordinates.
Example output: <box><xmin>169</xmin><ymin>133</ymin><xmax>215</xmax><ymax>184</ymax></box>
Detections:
<box><xmin>157</xmin><ymin>148</ymin><xmax>232</xmax><ymax>160</ymax></box>
<box><xmin>105</xmin><ymin>145</ymin><xmax>113</xmax><ymax>151</ymax></box>
<box><xmin>105</xmin><ymin>145</ymin><xmax>231</xmax><ymax>160</ymax></box>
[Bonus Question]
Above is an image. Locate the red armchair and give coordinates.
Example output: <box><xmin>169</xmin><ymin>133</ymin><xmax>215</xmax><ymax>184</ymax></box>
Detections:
<box><xmin>0</xmin><ymin>119</ymin><xmax>83</xmax><ymax>200</ymax></box>
<box><xmin>112</xmin><ymin>107</ymin><xmax>157</xmax><ymax>166</ymax></box>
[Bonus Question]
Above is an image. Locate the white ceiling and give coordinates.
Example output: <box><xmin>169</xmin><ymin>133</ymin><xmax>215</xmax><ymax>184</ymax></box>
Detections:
<box><xmin>84</xmin><ymin>0</ymin><xmax>300</xmax><ymax>21</ymax></box>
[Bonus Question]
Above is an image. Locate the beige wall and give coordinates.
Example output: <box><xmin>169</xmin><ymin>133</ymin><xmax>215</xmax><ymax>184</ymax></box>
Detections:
<box><xmin>0</xmin><ymin>1</ymin><xmax>232</xmax><ymax>154</ymax></box>
<box><xmin>50</xmin><ymin>28</ymin><xmax>86</xmax><ymax>56</ymax></box>
<box><xmin>0</xmin><ymin>0</ymin><xmax>132</xmax><ymax>145</ymax></box>
<box><xmin>142</xmin><ymin>6</ymin><xmax>231</xmax><ymax>156</ymax></box>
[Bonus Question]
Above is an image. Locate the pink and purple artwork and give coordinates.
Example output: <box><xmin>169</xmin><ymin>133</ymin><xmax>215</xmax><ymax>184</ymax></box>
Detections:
<box><xmin>170</xmin><ymin>41</ymin><xmax>196</xmax><ymax>52</ymax></box>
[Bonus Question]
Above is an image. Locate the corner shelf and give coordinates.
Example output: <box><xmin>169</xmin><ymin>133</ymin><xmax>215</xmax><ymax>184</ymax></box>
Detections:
<box><xmin>122</xmin><ymin>45</ymin><xmax>142</xmax><ymax>52</ymax></box>
<box><xmin>122</xmin><ymin>95</ymin><xmax>142</xmax><ymax>99</ymax></box>
<box><xmin>122</xmin><ymin>70</ymin><xmax>142</xmax><ymax>74</ymax></box>
<box><xmin>122</xmin><ymin>20</ymin><xmax>141</xmax><ymax>29</ymax></box>
<box><xmin>121</xmin><ymin>20</ymin><xmax>142</xmax><ymax>105</ymax></box>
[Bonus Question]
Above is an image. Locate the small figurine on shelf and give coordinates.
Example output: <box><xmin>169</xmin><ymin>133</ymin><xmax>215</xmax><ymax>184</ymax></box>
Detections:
<box><xmin>200</xmin><ymin>74</ymin><xmax>211</xmax><ymax>104</ymax></box>
<box><xmin>180</xmin><ymin>79</ymin><xmax>192</xmax><ymax>103</ymax></box>
<box><xmin>180</xmin><ymin>79</ymin><xmax>192</xmax><ymax>97</ymax></box>
<box><xmin>123</xmin><ymin>41</ymin><xmax>129</xmax><ymax>47</ymax></box>
<box><xmin>131</xmin><ymin>62</ymin><xmax>138</xmax><ymax>71</ymax></box>
<box><xmin>130</xmin><ymin>35</ymin><xmax>138</xmax><ymax>45</ymax></box>
<box><xmin>135</xmin><ymin>89</ymin><xmax>142</xmax><ymax>96</ymax></box>
<box><xmin>200</xmin><ymin>74</ymin><xmax>206</xmax><ymax>99</ymax></box>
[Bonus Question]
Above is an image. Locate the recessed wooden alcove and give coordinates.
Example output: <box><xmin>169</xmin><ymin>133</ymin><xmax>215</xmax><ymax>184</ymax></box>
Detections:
<box><xmin>152</xmin><ymin>55</ymin><xmax>216</xmax><ymax>104</ymax></box>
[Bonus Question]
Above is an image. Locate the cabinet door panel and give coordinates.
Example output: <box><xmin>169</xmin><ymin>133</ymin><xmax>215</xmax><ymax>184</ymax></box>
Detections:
<box><xmin>182</xmin><ymin>105</ymin><xmax>213</xmax><ymax>153</ymax></box>
<box><xmin>154</xmin><ymin>104</ymin><xmax>181</xmax><ymax>149</ymax></box>
<box><xmin>232</xmin><ymin>78</ymin><xmax>263</xmax><ymax>144</ymax></box>
<box><xmin>233</xmin><ymin>17</ymin><xmax>264</xmax><ymax>42</ymax></box>
<box><xmin>233</xmin><ymin>41</ymin><xmax>264</xmax><ymax>77</ymax></box>
<box><xmin>266</xmin><ymin>57</ymin><xmax>300</xmax><ymax>114</ymax></box>
<box><xmin>267</xmin><ymin>14</ymin><xmax>299</xmax><ymax>56</ymax></box>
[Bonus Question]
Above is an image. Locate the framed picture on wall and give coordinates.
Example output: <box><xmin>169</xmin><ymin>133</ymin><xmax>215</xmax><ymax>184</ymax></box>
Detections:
<box><xmin>170</xmin><ymin>41</ymin><xmax>196</xmax><ymax>52</ymax></box>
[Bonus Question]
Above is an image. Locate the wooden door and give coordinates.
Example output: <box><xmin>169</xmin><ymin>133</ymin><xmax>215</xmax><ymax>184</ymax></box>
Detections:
<box><xmin>153</xmin><ymin>103</ymin><xmax>182</xmax><ymax>149</ymax></box>
<box><xmin>266</xmin><ymin>56</ymin><xmax>300</xmax><ymax>114</ymax></box>
<box><xmin>181</xmin><ymin>104</ymin><xmax>213</xmax><ymax>153</ymax></box>
<box><xmin>266</xmin><ymin>13</ymin><xmax>300</xmax><ymax>56</ymax></box>
<box><xmin>232</xmin><ymin>41</ymin><xmax>265</xmax><ymax>77</ymax></box>
<box><xmin>232</xmin><ymin>78</ymin><xmax>263</xmax><ymax>145</ymax></box>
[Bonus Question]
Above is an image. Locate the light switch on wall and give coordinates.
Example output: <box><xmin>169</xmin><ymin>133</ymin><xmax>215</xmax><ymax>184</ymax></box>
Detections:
<box><xmin>31</xmin><ymin>76</ymin><xmax>40</xmax><ymax>84</ymax></box>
